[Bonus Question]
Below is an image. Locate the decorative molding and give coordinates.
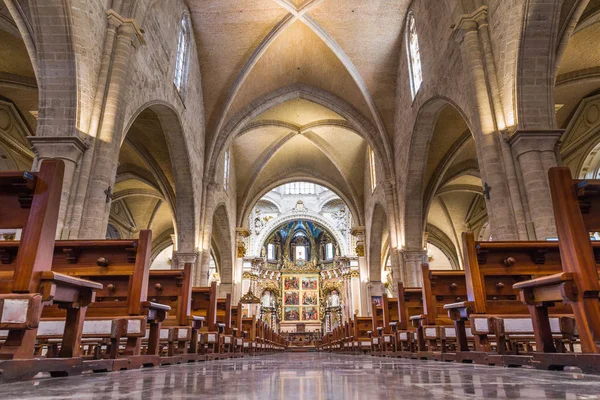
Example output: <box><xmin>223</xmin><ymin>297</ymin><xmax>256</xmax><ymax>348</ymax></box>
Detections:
<box><xmin>27</xmin><ymin>135</ymin><xmax>88</xmax><ymax>163</ymax></box>
<box><xmin>252</xmin><ymin>209</ymin><xmax>348</xmax><ymax>256</ymax></box>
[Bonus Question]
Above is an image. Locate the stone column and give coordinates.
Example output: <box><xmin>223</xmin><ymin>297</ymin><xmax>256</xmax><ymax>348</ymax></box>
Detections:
<box><xmin>351</xmin><ymin>226</ymin><xmax>368</xmax><ymax>314</ymax></box>
<box><xmin>28</xmin><ymin>136</ymin><xmax>87</xmax><ymax>239</ymax></box>
<box><xmin>172</xmin><ymin>251</ymin><xmax>198</xmax><ymax>270</ymax></box>
<box><xmin>509</xmin><ymin>131</ymin><xmax>563</xmax><ymax>239</ymax></box>
<box><xmin>399</xmin><ymin>249</ymin><xmax>427</xmax><ymax>287</ymax></box>
<box><xmin>197</xmin><ymin>182</ymin><xmax>217</xmax><ymax>286</ymax></box>
<box><xmin>233</xmin><ymin>228</ymin><xmax>250</xmax><ymax>301</ymax></box>
<box><xmin>454</xmin><ymin>11</ymin><xmax>519</xmax><ymax>240</ymax></box>
<box><xmin>78</xmin><ymin>18</ymin><xmax>144</xmax><ymax>239</ymax></box>
<box><xmin>67</xmin><ymin>13</ymin><xmax>122</xmax><ymax>239</ymax></box>
<box><xmin>383</xmin><ymin>181</ymin><xmax>403</xmax><ymax>288</ymax></box>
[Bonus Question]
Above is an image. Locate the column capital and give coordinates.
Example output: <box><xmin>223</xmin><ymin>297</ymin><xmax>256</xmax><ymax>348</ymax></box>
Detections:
<box><xmin>399</xmin><ymin>248</ymin><xmax>427</xmax><ymax>261</ymax></box>
<box><xmin>351</xmin><ymin>226</ymin><xmax>365</xmax><ymax>257</ymax></box>
<box><xmin>236</xmin><ymin>228</ymin><xmax>250</xmax><ymax>258</ymax></box>
<box><xmin>508</xmin><ymin>130</ymin><xmax>564</xmax><ymax>157</ymax></box>
<box><xmin>236</xmin><ymin>228</ymin><xmax>250</xmax><ymax>237</ymax></box>
<box><xmin>452</xmin><ymin>6</ymin><xmax>488</xmax><ymax>43</ymax></box>
<box><xmin>107</xmin><ymin>9</ymin><xmax>145</xmax><ymax>46</ymax></box>
<box><xmin>172</xmin><ymin>251</ymin><xmax>199</xmax><ymax>268</ymax></box>
<box><xmin>203</xmin><ymin>179</ymin><xmax>218</xmax><ymax>192</ymax></box>
<box><xmin>27</xmin><ymin>135</ymin><xmax>88</xmax><ymax>164</ymax></box>
<box><xmin>350</xmin><ymin>226</ymin><xmax>365</xmax><ymax>236</ymax></box>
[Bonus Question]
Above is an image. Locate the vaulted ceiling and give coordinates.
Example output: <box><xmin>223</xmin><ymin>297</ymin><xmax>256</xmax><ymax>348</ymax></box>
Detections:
<box><xmin>188</xmin><ymin>0</ymin><xmax>410</xmax><ymax>221</ymax></box>
<box><xmin>189</xmin><ymin>0</ymin><xmax>409</xmax><ymax>140</ymax></box>
<box><xmin>232</xmin><ymin>98</ymin><xmax>367</xmax><ymax>223</ymax></box>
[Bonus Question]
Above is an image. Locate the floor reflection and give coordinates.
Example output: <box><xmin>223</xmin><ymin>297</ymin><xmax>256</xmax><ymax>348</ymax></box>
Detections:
<box><xmin>3</xmin><ymin>354</ymin><xmax>600</xmax><ymax>399</ymax></box>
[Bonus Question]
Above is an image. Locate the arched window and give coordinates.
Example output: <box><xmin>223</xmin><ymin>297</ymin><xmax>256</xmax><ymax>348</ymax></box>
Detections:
<box><xmin>326</xmin><ymin>243</ymin><xmax>334</xmax><ymax>260</ymax></box>
<box><xmin>174</xmin><ymin>13</ymin><xmax>191</xmax><ymax>96</ymax></box>
<box><xmin>406</xmin><ymin>12</ymin><xmax>423</xmax><ymax>99</ymax></box>
<box><xmin>223</xmin><ymin>150</ymin><xmax>230</xmax><ymax>190</ymax></box>
<box><xmin>369</xmin><ymin>147</ymin><xmax>377</xmax><ymax>192</ymax></box>
<box><xmin>267</xmin><ymin>243</ymin><xmax>275</xmax><ymax>260</ymax></box>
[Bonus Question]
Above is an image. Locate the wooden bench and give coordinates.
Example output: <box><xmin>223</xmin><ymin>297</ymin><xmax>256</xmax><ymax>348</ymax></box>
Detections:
<box><xmin>512</xmin><ymin>167</ymin><xmax>600</xmax><ymax>373</ymax></box>
<box><xmin>42</xmin><ymin>230</ymin><xmax>169</xmax><ymax>370</ymax></box>
<box><xmin>216</xmin><ymin>294</ymin><xmax>238</xmax><ymax>357</ymax></box>
<box><xmin>353</xmin><ymin>315</ymin><xmax>372</xmax><ymax>353</ymax></box>
<box><xmin>0</xmin><ymin>161</ymin><xmax>105</xmax><ymax>382</ymax></box>
<box><xmin>409</xmin><ymin>266</ymin><xmax>469</xmax><ymax>360</ymax></box>
<box><xmin>444</xmin><ymin>232</ymin><xmax>576</xmax><ymax>366</ymax></box>
<box><xmin>147</xmin><ymin>262</ymin><xmax>204</xmax><ymax>364</ymax></box>
<box><xmin>394</xmin><ymin>282</ymin><xmax>423</xmax><ymax>357</ymax></box>
<box><xmin>190</xmin><ymin>282</ymin><xmax>218</xmax><ymax>359</ymax></box>
<box><xmin>240</xmin><ymin>315</ymin><xmax>257</xmax><ymax>355</ymax></box>
<box><xmin>370</xmin><ymin>300</ymin><xmax>384</xmax><ymax>355</ymax></box>
<box><xmin>380</xmin><ymin>294</ymin><xmax>399</xmax><ymax>356</ymax></box>
<box><xmin>230</xmin><ymin>301</ymin><xmax>244</xmax><ymax>355</ymax></box>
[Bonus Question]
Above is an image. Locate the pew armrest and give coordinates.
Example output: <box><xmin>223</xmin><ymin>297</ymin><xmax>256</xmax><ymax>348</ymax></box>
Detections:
<box><xmin>512</xmin><ymin>273</ymin><xmax>576</xmax><ymax>305</ymax></box>
<box><xmin>443</xmin><ymin>301</ymin><xmax>474</xmax><ymax>321</ymax></box>
<box><xmin>190</xmin><ymin>315</ymin><xmax>205</xmax><ymax>329</ymax></box>
<box><xmin>0</xmin><ymin>293</ymin><xmax>42</xmax><ymax>329</ymax></box>
<box><xmin>40</xmin><ymin>271</ymin><xmax>103</xmax><ymax>290</ymax></box>
<box><xmin>39</xmin><ymin>271</ymin><xmax>103</xmax><ymax>307</ymax></box>
<box><xmin>409</xmin><ymin>314</ymin><xmax>427</xmax><ymax>328</ymax></box>
<box><xmin>513</xmin><ymin>272</ymin><xmax>573</xmax><ymax>290</ymax></box>
<box><xmin>141</xmin><ymin>301</ymin><xmax>171</xmax><ymax>322</ymax></box>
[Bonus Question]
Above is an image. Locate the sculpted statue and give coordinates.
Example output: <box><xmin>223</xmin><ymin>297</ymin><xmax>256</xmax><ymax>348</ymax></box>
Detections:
<box><xmin>333</xmin><ymin>206</ymin><xmax>347</xmax><ymax>233</ymax></box>
<box><xmin>254</xmin><ymin>209</ymin><xmax>264</xmax><ymax>234</ymax></box>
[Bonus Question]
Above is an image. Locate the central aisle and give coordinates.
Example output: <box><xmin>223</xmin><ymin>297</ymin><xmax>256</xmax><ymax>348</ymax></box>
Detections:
<box><xmin>3</xmin><ymin>353</ymin><xmax>600</xmax><ymax>399</ymax></box>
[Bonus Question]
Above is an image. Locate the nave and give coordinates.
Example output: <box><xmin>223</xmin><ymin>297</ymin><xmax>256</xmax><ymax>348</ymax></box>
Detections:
<box><xmin>3</xmin><ymin>353</ymin><xmax>600</xmax><ymax>400</ymax></box>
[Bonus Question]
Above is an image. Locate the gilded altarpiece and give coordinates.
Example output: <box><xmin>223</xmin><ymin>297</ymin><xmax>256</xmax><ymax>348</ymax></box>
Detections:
<box><xmin>281</xmin><ymin>273</ymin><xmax>320</xmax><ymax>327</ymax></box>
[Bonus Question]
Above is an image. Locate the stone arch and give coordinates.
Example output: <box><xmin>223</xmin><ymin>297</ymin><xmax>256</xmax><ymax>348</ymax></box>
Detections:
<box><xmin>516</xmin><ymin>0</ymin><xmax>563</xmax><ymax>130</ymax></box>
<box><xmin>403</xmin><ymin>96</ymin><xmax>473</xmax><ymax>249</ymax></box>
<box><xmin>369</xmin><ymin>202</ymin><xmax>389</xmax><ymax>282</ymax></box>
<box><xmin>426</xmin><ymin>223</ymin><xmax>460</xmax><ymax>270</ymax></box>
<box><xmin>8</xmin><ymin>0</ymin><xmax>79</xmax><ymax>138</ymax></box>
<box><xmin>211</xmin><ymin>203</ymin><xmax>233</xmax><ymax>285</ymax></box>
<box><xmin>578</xmin><ymin>140</ymin><xmax>600</xmax><ymax>179</ymax></box>
<box><xmin>206</xmin><ymin>84</ymin><xmax>395</xmax><ymax>186</ymax></box>
<box><xmin>123</xmin><ymin>101</ymin><xmax>198</xmax><ymax>253</ymax></box>
<box><xmin>252</xmin><ymin>210</ymin><xmax>349</xmax><ymax>257</ymax></box>
<box><xmin>240</xmin><ymin>173</ymin><xmax>362</xmax><ymax>228</ymax></box>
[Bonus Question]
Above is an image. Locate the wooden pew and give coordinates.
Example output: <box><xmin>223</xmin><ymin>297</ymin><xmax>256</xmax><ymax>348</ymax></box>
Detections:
<box><xmin>444</xmin><ymin>232</ymin><xmax>576</xmax><ymax>366</ymax></box>
<box><xmin>42</xmin><ymin>230</ymin><xmax>169</xmax><ymax>370</ymax></box>
<box><xmin>371</xmin><ymin>300</ymin><xmax>384</xmax><ymax>355</ymax></box>
<box><xmin>190</xmin><ymin>282</ymin><xmax>218</xmax><ymax>359</ymax></box>
<box><xmin>147</xmin><ymin>262</ymin><xmax>204</xmax><ymax>364</ymax></box>
<box><xmin>353</xmin><ymin>315</ymin><xmax>372</xmax><ymax>353</ymax></box>
<box><xmin>394</xmin><ymin>282</ymin><xmax>423</xmax><ymax>357</ymax></box>
<box><xmin>240</xmin><ymin>315</ymin><xmax>257</xmax><ymax>355</ymax></box>
<box><xmin>230</xmin><ymin>301</ymin><xmax>244</xmax><ymax>355</ymax></box>
<box><xmin>512</xmin><ymin>167</ymin><xmax>600</xmax><ymax>373</ymax></box>
<box><xmin>0</xmin><ymin>161</ymin><xmax>104</xmax><ymax>382</ymax></box>
<box><xmin>380</xmin><ymin>294</ymin><xmax>399</xmax><ymax>356</ymax></box>
<box><xmin>216</xmin><ymin>294</ymin><xmax>238</xmax><ymax>357</ymax></box>
<box><xmin>409</xmin><ymin>266</ymin><xmax>468</xmax><ymax>360</ymax></box>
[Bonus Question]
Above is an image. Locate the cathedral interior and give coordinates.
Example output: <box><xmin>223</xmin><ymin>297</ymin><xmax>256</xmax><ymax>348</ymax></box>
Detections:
<box><xmin>2</xmin><ymin>0</ymin><xmax>600</xmax><ymax>398</ymax></box>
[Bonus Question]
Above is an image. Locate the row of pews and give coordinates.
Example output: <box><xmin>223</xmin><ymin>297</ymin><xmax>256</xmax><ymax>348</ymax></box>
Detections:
<box><xmin>0</xmin><ymin>160</ymin><xmax>286</xmax><ymax>383</ymax></box>
<box><xmin>321</xmin><ymin>167</ymin><xmax>600</xmax><ymax>374</ymax></box>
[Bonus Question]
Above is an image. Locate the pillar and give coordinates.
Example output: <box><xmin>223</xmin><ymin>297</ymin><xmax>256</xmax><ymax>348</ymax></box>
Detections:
<box><xmin>233</xmin><ymin>228</ymin><xmax>250</xmax><ymax>302</ymax></box>
<box><xmin>28</xmin><ymin>136</ymin><xmax>87</xmax><ymax>239</ymax></box>
<box><xmin>509</xmin><ymin>130</ymin><xmax>562</xmax><ymax>239</ymax></box>
<box><xmin>454</xmin><ymin>9</ymin><xmax>520</xmax><ymax>240</ymax></box>
<box><xmin>197</xmin><ymin>182</ymin><xmax>217</xmax><ymax>286</ymax></box>
<box><xmin>78</xmin><ymin>16</ymin><xmax>144</xmax><ymax>239</ymax></box>
<box><xmin>399</xmin><ymin>249</ymin><xmax>427</xmax><ymax>287</ymax></box>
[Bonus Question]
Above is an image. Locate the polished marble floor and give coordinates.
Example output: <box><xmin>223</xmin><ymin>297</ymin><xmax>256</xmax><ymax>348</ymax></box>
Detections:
<box><xmin>2</xmin><ymin>353</ymin><xmax>600</xmax><ymax>399</ymax></box>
